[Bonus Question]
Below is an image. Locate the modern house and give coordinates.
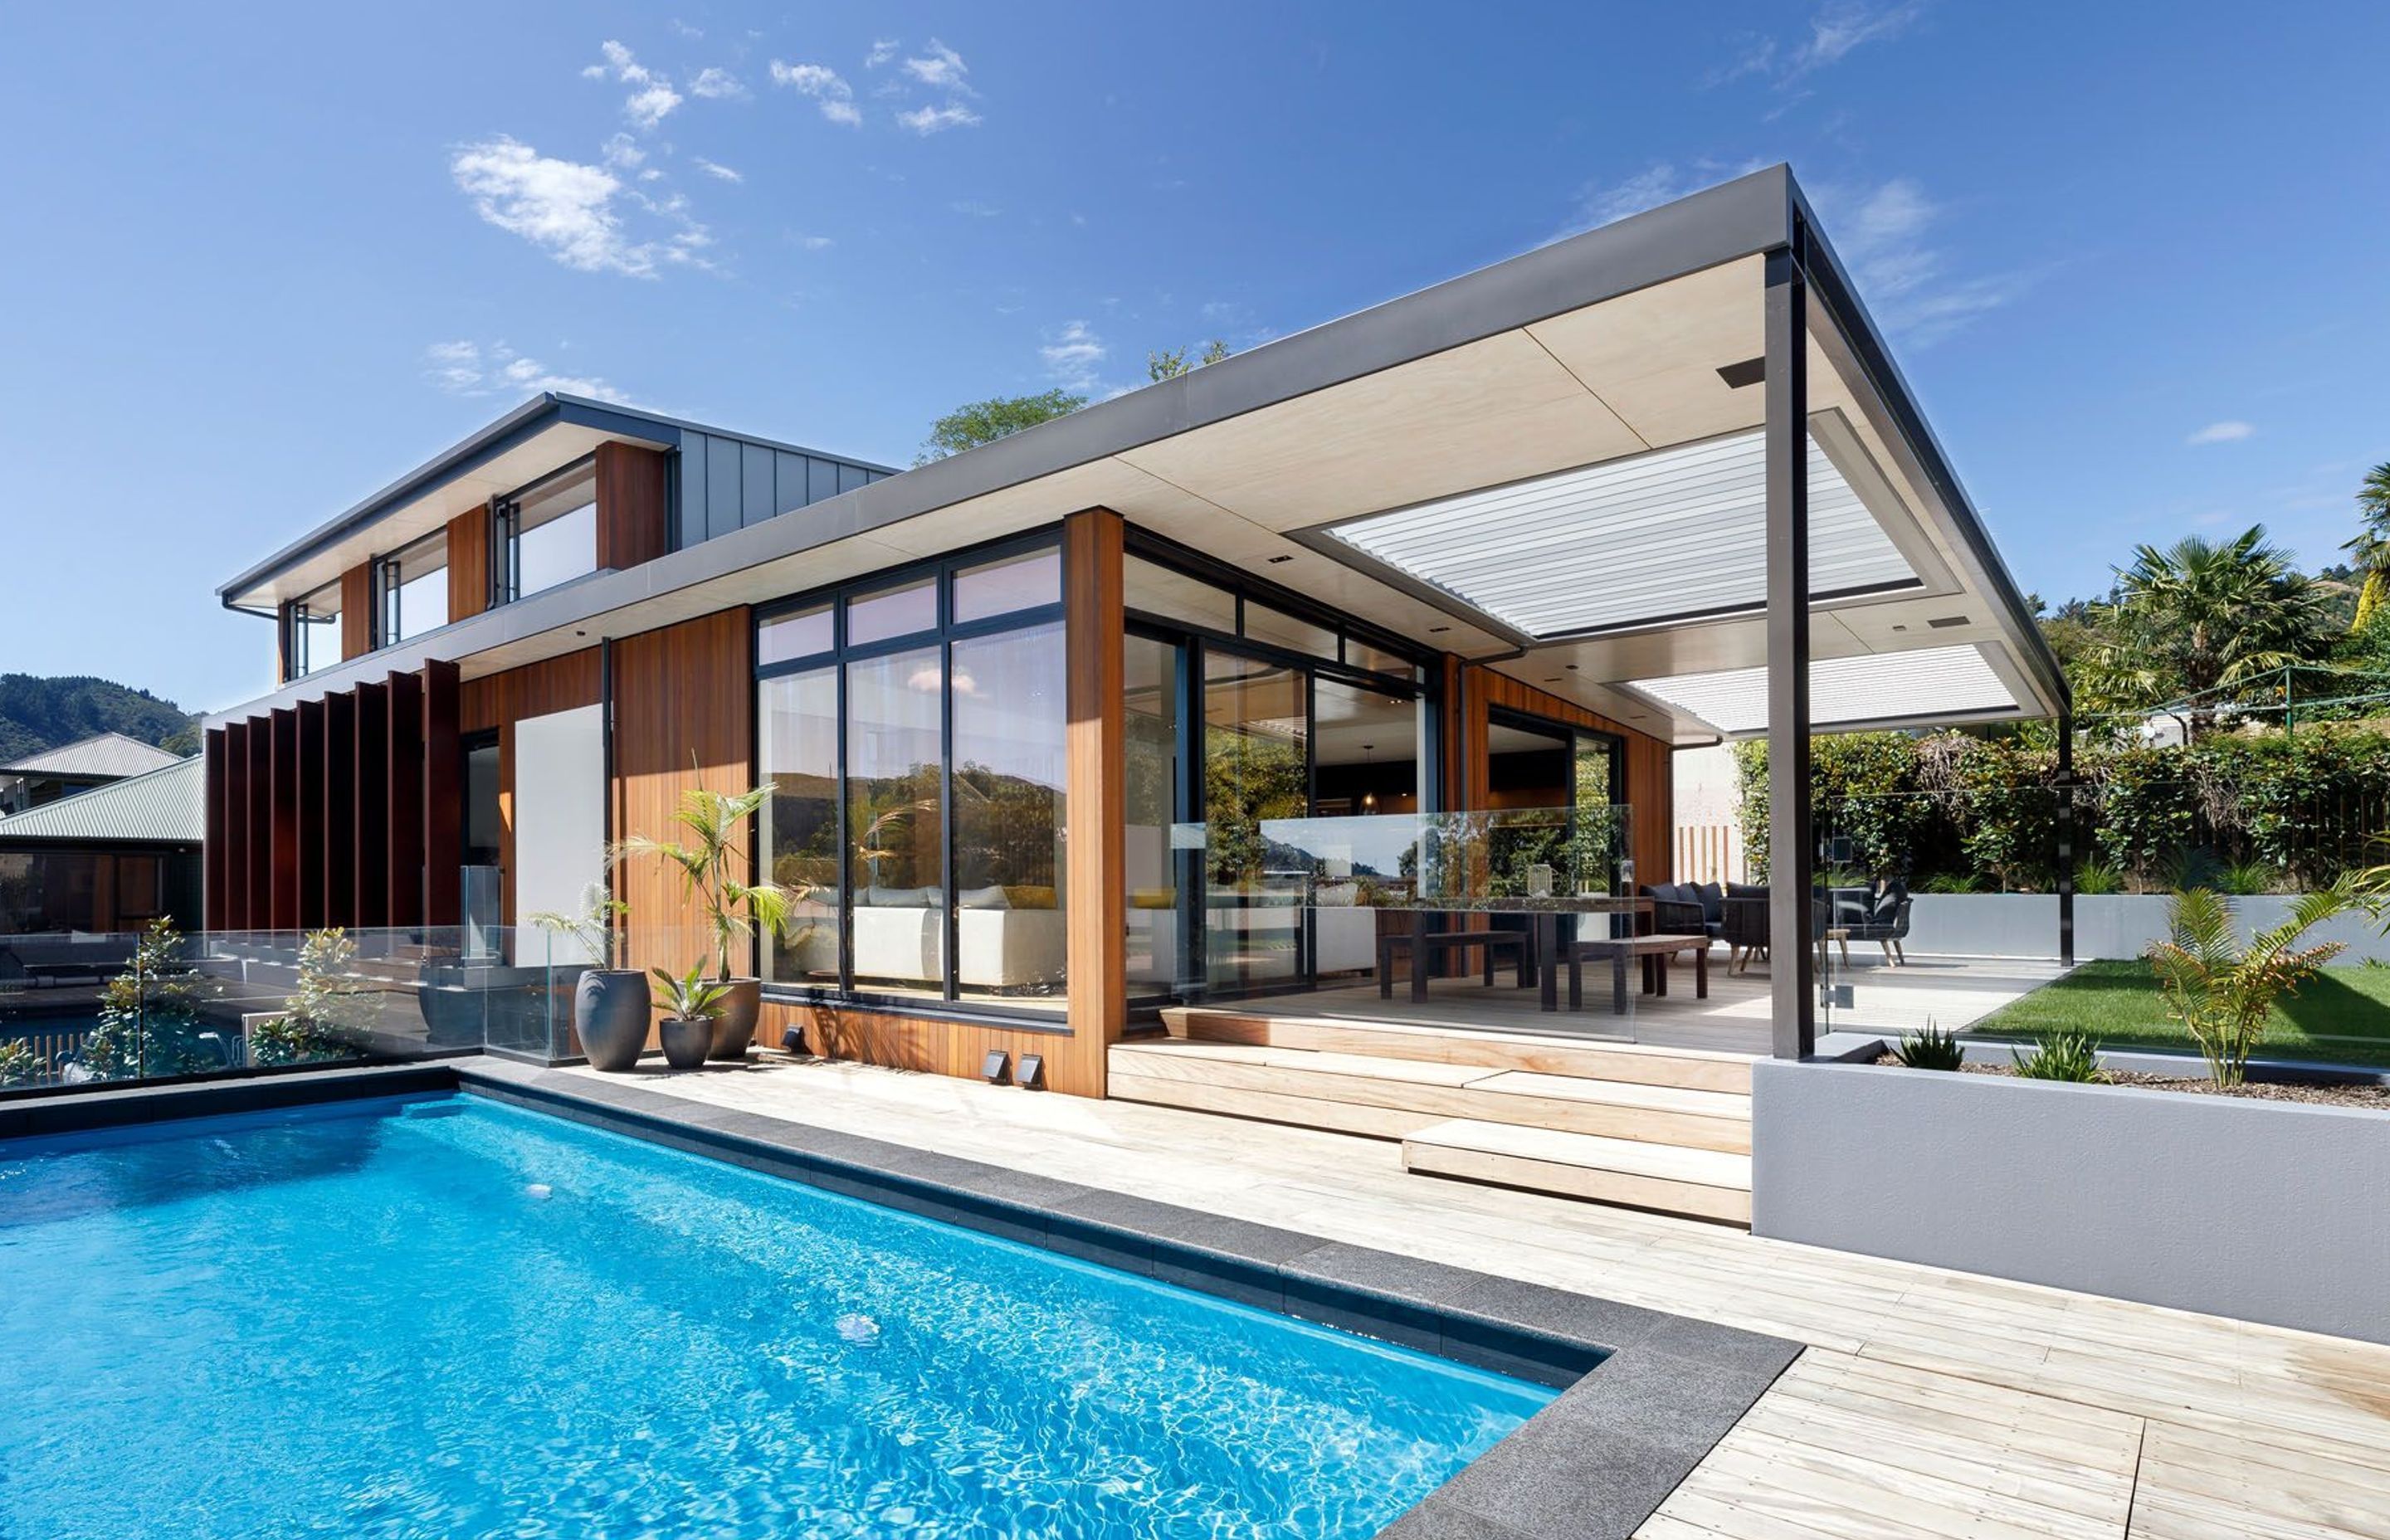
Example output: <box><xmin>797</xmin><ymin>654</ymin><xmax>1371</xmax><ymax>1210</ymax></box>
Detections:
<box><xmin>199</xmin><ymin>166</ymin><xmax>2069</xmax><ymax>1161</ymax></box>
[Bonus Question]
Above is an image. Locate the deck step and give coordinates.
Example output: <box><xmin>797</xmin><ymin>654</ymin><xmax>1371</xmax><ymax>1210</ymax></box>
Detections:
<box><xmin>1161</xmin><ymin>1006</ymin><xmax>1753</xmax><ymax>1094</ymax></box>
<box><xmin>1402</xmin><ymin>1119</ymin><xmax>1753</xmax><ymax>1225</ymax></box>
<box><xmin>1108</xmin><ymin>1040</ymin><xmax>1750</xmax><ymax>1153</ymax></box>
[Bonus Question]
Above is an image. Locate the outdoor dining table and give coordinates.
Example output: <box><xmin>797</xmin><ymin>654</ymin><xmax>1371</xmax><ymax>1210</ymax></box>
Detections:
<box><xmin>1371</xmin><ymin>896</ymin><xmax>1655</xmax><ymax>1011</ymax></box>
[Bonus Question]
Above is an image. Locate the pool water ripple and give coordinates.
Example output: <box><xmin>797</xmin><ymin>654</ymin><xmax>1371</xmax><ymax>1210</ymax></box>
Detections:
<box><xmin>0</xmin><ymin>1095</ymin><xmax>1548</xmax><ymax>1538</ymax></box>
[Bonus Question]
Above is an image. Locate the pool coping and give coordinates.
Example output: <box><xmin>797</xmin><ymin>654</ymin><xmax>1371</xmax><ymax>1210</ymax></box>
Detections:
<box><xmin>2</xmin><ymin>1059</ymin><xmax>1801</xmax><ymax>1540</ymax></box>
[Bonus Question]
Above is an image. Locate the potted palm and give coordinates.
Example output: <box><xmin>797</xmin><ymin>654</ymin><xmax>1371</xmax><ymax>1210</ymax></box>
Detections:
<box><xmin>527</xmin><ymin>884</ymin><xmax>647</xmax><ymax>1072</ymax></box>
<box><xmin>614</xmin><ymin>782</ymin><xmax>798</xmax><ymax>1061</ymax></box>
<box><xmin>651</xmin><ymin>962</ymin><xmax>730</xmax><ymax>1071</ymax></box>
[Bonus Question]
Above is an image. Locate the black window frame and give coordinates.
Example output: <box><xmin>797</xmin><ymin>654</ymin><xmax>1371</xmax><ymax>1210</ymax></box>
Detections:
<box><xmin>754</xmin><ymin>528</ymin><xmax>1069</xmax><ymax>1024</ymax></box>
<box><xmin>491</xmin><ymin>455</ymin><xmax>600</xmax><ymax>608</ymax></box>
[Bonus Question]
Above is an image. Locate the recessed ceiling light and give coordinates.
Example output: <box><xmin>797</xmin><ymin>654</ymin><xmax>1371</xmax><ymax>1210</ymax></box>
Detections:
<box><xmin>1927</xmin><ymin>614</ymin><xmax>1971</xmax><ymax>629</ymax></box>
<box><xmin>1428</xmin><ymin>625</ymin><xmax>1450</xmax><ymax>633</ymax></box>
<box><xmin>1267</xmin><ymin>554</ymin><xmax>1294</xmax><ymax>564</ymax></box>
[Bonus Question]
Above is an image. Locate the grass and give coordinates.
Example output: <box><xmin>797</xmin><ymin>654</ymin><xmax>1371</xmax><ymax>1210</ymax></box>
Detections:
<box><xmin>1973</xmin><ymin>959</ymin><xmax>2390</xmax><ymax>1071</ymax></box>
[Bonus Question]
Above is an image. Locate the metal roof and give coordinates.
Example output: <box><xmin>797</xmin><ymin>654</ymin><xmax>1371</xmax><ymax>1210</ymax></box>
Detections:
<box><xmin>0</xmin><ymin>755</ymin><xmax>203</xmax><ymax>844</ymax></box>
<box><xmin>1</xmin><ymin>732</ymin><xmax>184</xmax><ymax>779</ymax></box>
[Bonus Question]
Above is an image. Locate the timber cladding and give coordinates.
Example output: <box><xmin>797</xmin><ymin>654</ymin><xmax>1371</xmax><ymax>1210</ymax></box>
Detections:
<box><xmin>1458</xmin><ymin>667</ymin><xmax>1676</xmax><ymax>885</ymax></box>
<box><xmin>758</xmin><ymin>1002</ymin><xmax>1091</xmax><ymax>1096</ymax></box>
<box><xmin>608</xmin><ymin>609</ymin><xmax>754</xmax><ymax>987</ymax></box>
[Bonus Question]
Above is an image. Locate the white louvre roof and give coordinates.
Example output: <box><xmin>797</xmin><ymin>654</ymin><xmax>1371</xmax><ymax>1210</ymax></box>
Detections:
<box><xmin>1630</xmin><ymin>643</ymin><xmax>2018</xmax><ymax>738</ymax></box>
<box><xmin>1320</xmin><ymin>414</ymin><xmax>1917</xmax><ymax>641</ymax></box>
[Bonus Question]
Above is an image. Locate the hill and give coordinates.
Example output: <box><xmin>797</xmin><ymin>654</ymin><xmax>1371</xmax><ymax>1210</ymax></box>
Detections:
<box><xmin>0</xmin><ymin>675</ymin><xmax>200</xmax><ymax>763</ymax></box>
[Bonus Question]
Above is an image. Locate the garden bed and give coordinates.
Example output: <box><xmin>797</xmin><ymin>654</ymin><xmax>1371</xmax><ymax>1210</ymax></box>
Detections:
<box><xmin>1868</xmin><ymin>1054</ymin><xmax>2390</xmax><ymax>1109</ymax></box>
<box><xmin>1753</xmin><ymin>1058</ymin><xmax>2390</xmax><ymax>1344</ymax></box>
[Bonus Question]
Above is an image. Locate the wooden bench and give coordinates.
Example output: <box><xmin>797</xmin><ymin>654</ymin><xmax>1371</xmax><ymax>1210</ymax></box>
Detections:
<box><xmin>1378</xmin><ymin>928</ymin><xmax>1532</xmax><ymax>1002</ymax></box>
<box><xmin>1566</xmin><ymin>933</ymin><xmax>1711</xmax><ymax>1014</ymax></box>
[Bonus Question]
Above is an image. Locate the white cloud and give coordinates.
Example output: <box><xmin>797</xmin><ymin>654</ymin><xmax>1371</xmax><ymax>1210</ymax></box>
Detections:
<box><xmin>693</xmin><ymin>157</ymin><xmax>743</xmax><ymax>183</ymax></box>
<box><xmin>1812</xmin><ymin>176</ymin><xmax>2032</xmax><ymax>347</ymax></box>
<box><xmin>865</xmin><ymin>38</ymin><xmax>898</xmax><ymax>68</ymax></box>
<box><xmin>424</xmin><ymin>340</ymin><xmax>629</xmax><ymax>403</ymax></box>
<box><xmin>1710</xmin><ymin>2</ymin><xmax>1924</xmax><ymax>88</ymax></box>
<box><xmin>451</xmin><ymin>136</ymin><xmax>646</xmax><ymax>275</ymax></box>
<box><xmin>898</xmin><ymin>101</ymin><xmax>981</xmax><ymax>134</ymax></box>
<box><xmin>901</xmin><ymin>40</ymin><xmax>970</xmax><ymax>91</ymax></box>
<box><xmin>949</xmin><ymin>198</ymin><xmax>1001</xmax><ymax>217</ymax></box>
<box><xmin>625</xmin><ymin>82</ymin><xmax>681</xmax><ymax>129</ymax></box>
<box><xmin>2188</xmin><ymin>420</ymin><xmax>2256</xmax><ymax>446</ymax></box>
<box><xmin>770</xmin><ymin>60</ymin><xmax>861</xmax><ymax>125</ymax></box>
<box><xmin>588</xmin><ymin>39</ymin><xmax>682</xmax><ymax>129</ymax></box>
<box><xmin>796</xmin><ymin>234</ymin><xmax>834</xmax><ymax>251</ymax></box>
<box><xmin>688</xmin><ymin>66</ymin><xmax>747</xmax><ymax>100</ymax></box>
<box><xmin>450</xmin><ymin>135</ymin><xmax>715</xmax><ymax>278</ymax></box>
<box><xmin>1795</xmin><ymin>1</ymin><xmax>1925</xmax><ymax>72</ymax></box>
<box><xmin>600</xmin><ymin>133</ymin><xmax>645</xmax><ymax>171</ymax></box>
<box><xmin>1041</xmin><ymin>319</ymin><xmax>1106</xmax><ymax>393</ymax></box>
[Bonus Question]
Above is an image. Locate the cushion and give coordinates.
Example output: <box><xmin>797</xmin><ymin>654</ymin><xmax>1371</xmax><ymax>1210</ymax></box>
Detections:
<box><xmin>1002</xmin><ymin>885</ymin><xmax>1058</xmax><ymax>910</ymax></box>
<box><xmin>958</xmin><ymin>885</ymin><xmax>1011</xmax><ymax>910</ymax></box>
<box><xmin>1727</xmin><ymin>882</ymin><xmax>1767</xmax><ymax>900</ymax></box>
<box><xmin>1129</xmin><ymin>887</ymin><xmax>1178</xmax><ymax>910</ymax></box>
<box><xmin>1695</xmin><ymin>882</ymin><xmax>1724</xmax><ymax>922</ymax></box>
<box><xmin>1873</xmin><ymin>881</ymin><xmax>1907</xmax><ymax>922</ymax></box>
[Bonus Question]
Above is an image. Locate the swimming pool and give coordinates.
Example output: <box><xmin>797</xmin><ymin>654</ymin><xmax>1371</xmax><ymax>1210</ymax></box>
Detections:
<box><xmin>0</xmin><ymin>1094</ymin><xmax>1550</xmax><ymax>1538</ymax></box>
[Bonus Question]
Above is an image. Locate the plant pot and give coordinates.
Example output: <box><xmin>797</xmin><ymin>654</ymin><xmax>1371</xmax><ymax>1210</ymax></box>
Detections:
<box><xmin>659</xmin><ymin>1016</ymin><xmax>713</xmax><ymax>1071</ymax></box>
<box><xmin>575</xmin><ymin>969</ymin><xmax>652</xmax><ymax>1072</ymax></box>
<box><xmin>710</xmin><ymin>978</ymin><xmax>763</xmax><ymax>1060</ymax></box>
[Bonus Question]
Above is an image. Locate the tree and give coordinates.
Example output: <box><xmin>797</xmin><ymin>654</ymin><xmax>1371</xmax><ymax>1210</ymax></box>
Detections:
<box><xmin>915</xmin><ymin>390</ymin><xmax>1086</xmax><ymax>465</ymax></box>
<box><xmin>1148</xmin><ymin>339</ymin><xmax>1231</xmax><ymax>382</ymax></box>
<box><xmin>251</xmin><ymin>928</ymin><xmax>380</xmax><ymax>1066</ymax></box>
<box><xmin>78</xmin><ymin>919</ymin><xmax>223</xmax><ymax>1079</ymax></box>
<box><xmin>2089</xmin><ymin>525</ymin><xmax>2337</xmax><ymax>736</ymax></box>
<box><xmin>2147</xmin><ymin>885</ymin><xmax>2349</xmax><ymax>1087</ymax></box>
<box><xmin>2342</xmin><ymin>462</ymin><xmax>2390</xmax><ymax>630</ymax></box>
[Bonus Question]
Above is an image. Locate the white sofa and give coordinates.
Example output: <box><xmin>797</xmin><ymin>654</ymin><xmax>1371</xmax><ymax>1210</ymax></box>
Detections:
<box><xmin>788</xmin><ymin>889</ymin><xmax>1066</xmax><ymax>992</ymax></box>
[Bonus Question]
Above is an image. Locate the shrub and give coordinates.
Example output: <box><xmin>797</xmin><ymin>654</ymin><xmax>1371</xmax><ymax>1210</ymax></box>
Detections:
<box><xmin>2216</xmin><ymin>859</ymin><xmax>2281</xmax><ymax>896</ymax></box>
<box><xmin>2146</xmin><ymin>885</ymin><xmax>2349</xmax><ymax>1087</ymax></box>
<box><xmin>252</xmin><ymin>928</ymin><xmax>379</xmax><ymax>1067</ymax></box>
<box><xmin>78</xmin><ymin>919</ymin><xmax>222</xmax><ymax>1080</ymax></box>
<box><xmin>1893</xmin><ymin>1022</ymin><xmax>1966</xmax><ymax>1071</ymax></box>
<box><xmin>0</xmin><ymin>1038</ymin><xmax>45</xmax><ymax>1087</ymax></box>
<box><xmin>2012</xmin><ymin>1030</ymin><xmax>2108</xmax><ymax>1082</ymax></box>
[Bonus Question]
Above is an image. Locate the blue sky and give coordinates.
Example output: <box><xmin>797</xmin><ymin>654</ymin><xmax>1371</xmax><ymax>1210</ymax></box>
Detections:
<box><xmin>3</xmin><ymin>2</ymin><xmax>2386</xmax><ymax>714</ymax></box>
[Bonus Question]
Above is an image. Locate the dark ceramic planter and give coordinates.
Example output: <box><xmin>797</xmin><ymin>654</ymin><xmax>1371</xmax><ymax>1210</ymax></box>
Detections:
<box><xmin>711</xmin><ymin>978</ymin><xmax>763</xmax><ymax>1060</ymax></box>
<box><xmin>659</xmin><ymin>1016</ymin><xmax>713</xmax><ymax>1071</ymax></box>
<box><xmin>576</xmin><ymin>969</ymin><xmax>652</xmax><ymax>1072</ymax></box>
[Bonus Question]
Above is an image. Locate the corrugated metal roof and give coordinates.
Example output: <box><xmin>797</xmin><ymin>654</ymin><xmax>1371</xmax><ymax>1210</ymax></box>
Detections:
<box><xmin>0</xmin><ymin>755</ymin><xmax>203</xmax><ymax>844</ymax></box>
<box><xmin>1</xmin><ymin>732</ymin><xmax>183</xmax><ymax>778</ymax></box>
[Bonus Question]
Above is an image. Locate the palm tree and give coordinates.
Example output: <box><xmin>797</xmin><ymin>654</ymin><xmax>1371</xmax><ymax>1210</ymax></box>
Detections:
<box><xmin>2344</xmin><ymin>462</ymin><xmax>2390</xmax><ymax>630</ymax></box>
<box><xmin>2091</xmin><ymin>524</ymin><xmax>2335</xmax><ymax>738</ymax></box>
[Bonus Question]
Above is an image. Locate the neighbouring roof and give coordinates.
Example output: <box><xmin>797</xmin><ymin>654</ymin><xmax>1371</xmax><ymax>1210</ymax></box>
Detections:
<box><xmin>1</xmin><ymin>732</ymin><xmax>184</xmax><ymax>780</ymax></box>
<box><xmin>0</xmin><ymin>755</ymin><xmax>203</xmax><ymax>844</ymax></box>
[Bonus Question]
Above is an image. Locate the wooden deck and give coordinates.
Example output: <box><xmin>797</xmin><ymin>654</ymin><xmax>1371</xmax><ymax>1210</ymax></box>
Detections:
<box><xmin>1221</xmin><ymin>949</ymin><xmax>2066</xmax><ymax>1055</ymax></box>
<box><xmin>564</xmin><ymin>1053</ymin><xmax>2390</xmax><ymax>1540</ymax></box>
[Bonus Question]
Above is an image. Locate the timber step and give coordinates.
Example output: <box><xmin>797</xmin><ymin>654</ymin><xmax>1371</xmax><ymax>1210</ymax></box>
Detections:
<box><xmin>1161</xmin><ymin>1005</ymin><xmax>1753</xmax><ymax>1094</ymax></box>
<box><xmin>1402</xmin><ymin>1119</ymin><xmax>1753</xmax><ymax>1226</ymax></box>
<box><xmin>1108</xmin><ymin>1040</ymin><xmax>1751</xmax><ymax>1153</ymax></box>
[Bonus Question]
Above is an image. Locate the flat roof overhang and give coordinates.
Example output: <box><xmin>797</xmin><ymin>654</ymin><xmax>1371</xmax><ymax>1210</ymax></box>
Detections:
<box><xmin>206</xmin><ymin>164</ymin><xmax>2066</xmax><ymax>743</ymax></box>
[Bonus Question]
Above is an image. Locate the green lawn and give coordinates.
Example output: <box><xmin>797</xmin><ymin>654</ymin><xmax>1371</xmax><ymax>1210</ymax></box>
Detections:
<box><xmin>1972</xmin><ymin>960</ymin><xmax>2390</xmax><ymax>1070</ymax></box>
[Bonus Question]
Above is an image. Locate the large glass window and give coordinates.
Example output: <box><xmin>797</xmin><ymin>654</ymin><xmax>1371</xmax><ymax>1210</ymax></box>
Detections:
<box><xmin>755</xmin><ymin>536</ymin><xmax>1067</xmax><ymax>1014</ymax></box>
<box><xmin>1202</xmin><ymin>649</ymin><xmax>1310</xmax><ymax>992</ymax></box>
<box><xmin>286</xmin><ymin>579</ymin><xmax>344</xmax><ymax>677</ymax></box>
<box><xmin>505</xmin><ymin>461</ymin><xmax>598</xmax><ymax>600</ymax></box>
<box><xmin>760</xmin><ymin>665</ymin><xmax>841</xmax><ymax>987</ymax></box>
<box><xmin>379</xmin><ymin>531</ymin><xmax>448</xmax><ymax>645</ymax></box>
<box><xmin>846</xmin><ymin>646</ymin><xmax>946</xmax><ymax>996</ymax></box>
<box><xmin>951</xmin><ymin>621</ymin><xmax>1066</xmax><ymax>1002</ymax></box>
<box><xmin>1125</xmin><ymin>634</ymin><xmax>1183</xmax><ymax>996</ymax></box>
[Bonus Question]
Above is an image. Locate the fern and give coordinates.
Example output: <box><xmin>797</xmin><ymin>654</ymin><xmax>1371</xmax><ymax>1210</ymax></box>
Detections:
<box><xmin>2146</xmin><ymin>884</ymin><xmax>2349</xmax><ymax>1087</ymax></box>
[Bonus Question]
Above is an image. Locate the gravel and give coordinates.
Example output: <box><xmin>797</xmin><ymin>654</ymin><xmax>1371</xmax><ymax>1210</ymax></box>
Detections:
<box><xmin>1872</xmin><ymin>1054</ymin><xmax>2390</xmax><ymax>1109</ymax></box>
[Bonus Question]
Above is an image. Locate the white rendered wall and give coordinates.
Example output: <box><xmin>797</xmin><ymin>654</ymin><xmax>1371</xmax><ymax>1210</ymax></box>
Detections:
<box><xmin>513</xmin><ymin>704</ymin><xmax>607</xmax><ymax>965</ymax></box>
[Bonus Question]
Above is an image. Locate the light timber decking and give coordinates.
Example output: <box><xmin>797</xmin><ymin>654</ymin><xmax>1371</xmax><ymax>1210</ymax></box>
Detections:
<box><xmin>557</xmin><ymin>1055</ymin><xmax>2390</xmax><ymax>1540</ymax></box>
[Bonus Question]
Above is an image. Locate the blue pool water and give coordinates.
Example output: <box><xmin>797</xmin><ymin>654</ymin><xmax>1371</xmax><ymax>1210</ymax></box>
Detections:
<box><xmin>0</xmin><ymin>1095</ymin><xmax>1549</xmax><ymax>1538</ymax></box>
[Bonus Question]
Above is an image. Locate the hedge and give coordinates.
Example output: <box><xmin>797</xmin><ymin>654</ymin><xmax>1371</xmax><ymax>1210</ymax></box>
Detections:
<box><xmin>1734</xmin><ymin>724</ymin><xmax>2390</xmax><ymax>894</ymax></box>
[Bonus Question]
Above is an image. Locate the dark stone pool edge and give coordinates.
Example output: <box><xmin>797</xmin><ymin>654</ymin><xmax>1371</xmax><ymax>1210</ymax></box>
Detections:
<box><xmin>2</xmin><ymin>1060</ymin><xmax>1799</xmax><ymax>1540</ymax></box>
